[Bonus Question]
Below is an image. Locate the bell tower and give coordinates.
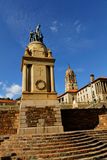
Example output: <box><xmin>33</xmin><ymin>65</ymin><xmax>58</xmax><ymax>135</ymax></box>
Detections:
<box><xmin>65</xmin><ymin>65</ymin><xmax>78</xmax><ymax>92</ymax></box>
<box><xmin>18</xmin><ymin>25</ymin><xmax>63</xmax><ymax>134</ymax></box>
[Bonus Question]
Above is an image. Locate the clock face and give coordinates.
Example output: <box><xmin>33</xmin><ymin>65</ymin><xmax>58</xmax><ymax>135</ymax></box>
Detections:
<box><xmin>35</xmin><ymin>80</ymin><xmax>46</xmax><ymax>90</ymax></box>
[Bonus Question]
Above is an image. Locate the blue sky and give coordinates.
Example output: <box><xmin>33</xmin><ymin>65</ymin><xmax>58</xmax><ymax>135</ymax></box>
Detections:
<box><xmin>0</xmin><ymin>0</ymin><xmax>107</xmax><ymax>99</ymax></box>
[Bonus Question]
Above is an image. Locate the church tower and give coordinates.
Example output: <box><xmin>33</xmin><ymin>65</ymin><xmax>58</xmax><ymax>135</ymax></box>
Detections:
<box><xmin>65</xmin><ymin>65</ymin><xmax>78</xmax><ymax>92</ymax></box>
<box><xmin>18</xmin><ymin>25</ymin><xmax>63</xmax><ymax>134</ymax></box>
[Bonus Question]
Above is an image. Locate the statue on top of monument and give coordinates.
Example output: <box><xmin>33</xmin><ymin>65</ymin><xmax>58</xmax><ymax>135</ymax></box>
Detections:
<box><xmin>29</xmin><ymin>24</ymin><xmax>43</xmax><ymax>43</ymax></box>
<box><xmin>29</xmin><ymin>30</ymin><xmax>34</xmax><ymax>42</ymax></box>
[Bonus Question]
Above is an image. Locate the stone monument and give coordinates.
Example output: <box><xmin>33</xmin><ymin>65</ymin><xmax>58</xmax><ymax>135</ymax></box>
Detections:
<box><xmin>18</xmin><ymin>25</ymin><xmax>63</xmax><ymax>134</ymax></box>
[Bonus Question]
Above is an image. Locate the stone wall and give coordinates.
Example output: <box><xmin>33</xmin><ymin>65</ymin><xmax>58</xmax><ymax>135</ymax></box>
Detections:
<box><xmin>0</xmin><ymin>106</ymin><xmax>19</xmax><ymax>135</ymax></box>
<box><xmin>25</xmin><ymin>106</ymin><xmax>57</xmax><ymax>127</ymax></box>
<box><xmin>0</xmin><ymin>105</ymin><xmax>107</xmax><ymax>135</ymax></box>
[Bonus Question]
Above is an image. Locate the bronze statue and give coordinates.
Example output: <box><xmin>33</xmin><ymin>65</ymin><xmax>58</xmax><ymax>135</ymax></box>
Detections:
<box><xmin>30</xmin><ymin>31</ymin><xmax>34</xmax><ymax>42</ymax></box>
<box><xmin>29</xmin><ymin>24</ymin><xmax>43</xmax><ymax>43</ymax></box>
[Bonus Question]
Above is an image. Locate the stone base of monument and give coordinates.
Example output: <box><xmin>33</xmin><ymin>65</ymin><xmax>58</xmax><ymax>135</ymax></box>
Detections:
<box><xmin>18</xmin><ymin>126</ymin><xmax>63</xmax><ymax>134</ymax></box>
<box><xmin>18</xmin><ymin>101</ymin><xmax>63</xmax><ymax>134</ymax></box>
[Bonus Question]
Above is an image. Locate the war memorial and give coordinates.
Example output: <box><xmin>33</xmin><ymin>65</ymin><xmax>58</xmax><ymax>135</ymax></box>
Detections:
<box><xmin>0</xmin><ymin>25</ymin><xmax>107</xmax><ymax>159</ymax></box>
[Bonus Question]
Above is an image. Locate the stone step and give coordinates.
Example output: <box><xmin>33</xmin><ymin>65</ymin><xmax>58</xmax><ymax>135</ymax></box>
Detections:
<box><xmin>31</xmin><ymin>147</ymin><xmax>107</xmax><ymax>159</ymax></box>
<box><xmin>1</xmin><ymin>140</ymin><xmax>106</xmax><ymax>158</ymax></box>
<box><xmin>12</xmin><ymin>143</ymin><xmax>107</xmax><ymax>155</ymax></box>
<box><xmin>18</xmin><ymin>141</ymin><xmax>103</xmax><ymax>151</ymax></box>
<box><xmin>49</xmin><ymin>151</ymin><xmax>107</xmax><ymax>160</ymax></box>
<box><xmin>8</xmin><ymin>132</ymin><xmax>86</xmax><ymax>142</ymax></box>
<box><xmin>1</xmin><ymin>135</ymin><xmax>92</xmax><ymax>144</ymax></box>
<box><xmin>1</xmin><ymin>130</ymin><xmax>107</xmax><ymax>159</ymax></box>
<box><xmin>1</xmin><ymin>137</ymin><xmax>98</xmax><ymax>150</ymax></box>
<box><xmin>7</xmin><ymin>134</ymin><xmax>89</xmax><ymax>144</ymax></box>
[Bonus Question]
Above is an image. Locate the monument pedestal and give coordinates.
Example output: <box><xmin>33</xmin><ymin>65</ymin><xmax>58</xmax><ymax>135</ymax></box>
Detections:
<box><xmin>18</xmin><ymin>99</ymin><xmax>63</xmax><ymax>134</ymax></box>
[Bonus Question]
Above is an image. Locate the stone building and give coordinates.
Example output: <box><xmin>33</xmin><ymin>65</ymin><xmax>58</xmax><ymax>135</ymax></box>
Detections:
<box><xmin>77</xmin><ymin>74</ymin><xmax>107</xmax><ymax>104</ymax></box>
<box><xmin>58</xmin><ymin>68</ymin><xmax>107</xmax><ymax>106</ymax></box>
<box><xmin>58</xmin><ymin>65</ymin><xmax>78</xmax><ymax>105</ymax></box>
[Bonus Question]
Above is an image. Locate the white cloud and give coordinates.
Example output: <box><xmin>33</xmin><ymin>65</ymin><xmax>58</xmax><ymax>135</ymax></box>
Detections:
<box><xmin>0</xmin><ymin>82</ymin><xmax>3</xmax><ymax>85</ymax></box>
<box><xmin>50</xmin><ymin>26</ymin><xmax>58</xmax><ymax>32</ymax></box>
<box><xmin>76</xmin><ymin>24</ymin><xmax>82</xmax><ymax>33</ymax></box>
<box><xmin>0</xmin><ymin>82</ymin><xmax>22</xmax><ymax>99</ymax></box>
<box><xmin>5</xmin><ymin>84</ymin><xmax>22</xmax><ymax>99</ymax></box>
<box><xmin>50</xmin><ymin>20</ymin><xmax>62</xmax><ymax>33</ymax></box>
<box><xmin>73</xmin><ymin>20</ymin><xmax>85</xmax><ymax>34</ymax></box>
<box><xmin>0</xmin><ymin>95</ymin><xmax>3</xmax><ymax>98</ymax></box>
<box><xmin>73</xmin><ymin>20</ymin><xmax>80</xmax><ymax>26</ymax></box>
<box><xmin>53</xmin><ymin>20</ymin><xmax>57</xmax><ymax>25</ymax></box>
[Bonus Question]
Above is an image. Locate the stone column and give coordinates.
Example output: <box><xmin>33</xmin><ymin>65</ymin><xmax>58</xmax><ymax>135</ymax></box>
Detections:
<box><xmin>22</xmin><ymin>64</ymin><xmax>27</xmax><ymax>92</ymax></box>
<box><xmin>97</xmin><ymin>83</ymin><xmax>99</xmax><ymax>93</ymax></box>
<box><xmin>98</xmin><ymin>83</ymin><xmax>100</xmax><ymax>93</ymax></box>
<box><xmin>102</xmin><ymin>82</ymin><xmax>105</xmax><ymax>93</ymax></box>
<box><xmin>31</xmin><ymin>65</ymin><xmax>34</xmax><ymax>92</ymax></box>
<box><xmin>99</xmin><ymin>82</ymin><xmax>103</xmax><ymax>93</ymax></box>
<box><xmin>105</xmin><ymin>82</ymin><xmax>107</xmax><ymax>93</ymax></box>
<box><xmin>50</xmin><ymin>65</ymin><xmax>55</xmax><ymax>92</ymax></box>
<box><xmin>95</xmin><ymin>83</ymin><xmax>98</xmax><ymax>94</ymax></box>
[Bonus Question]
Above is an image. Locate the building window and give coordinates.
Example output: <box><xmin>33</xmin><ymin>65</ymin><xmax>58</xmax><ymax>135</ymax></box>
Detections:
<box><xmin>66</xmin><ymin>99</ymin><xmax>67</xmax><ymax>103</ymax></box>
<box><xmin>62</xmin><ymin>97</ymin><xmax>64</xmax><ymax>102</ymax></box>
<box><xmin>72</xmin><ymin>97</ymin><xmax>74</xmax><ymax>101</ymax></box>
<box><xmin>92</xmin><ymin>91</ymin><xmax>95</xmax><ymax>98</ymax></box>
<box><xmin>84</xmin><ymin>95</ymin><xmax>85</xmax><ymax>101</ymax></box>
<box><xmin>81</xmin><ymin>97</ymin><xmax>82</xmax><ymax>101</ymax></box>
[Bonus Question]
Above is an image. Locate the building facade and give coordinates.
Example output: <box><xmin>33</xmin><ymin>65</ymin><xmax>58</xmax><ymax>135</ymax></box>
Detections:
<box><xmin>77</xmin><ymin>75</ymin><xmax>107</xmax><ymax>104</ymax></box>
<box><xmin>58</xmin><ymin>69</ymin><xmax>107</xmax><ymax>106</ymax></box>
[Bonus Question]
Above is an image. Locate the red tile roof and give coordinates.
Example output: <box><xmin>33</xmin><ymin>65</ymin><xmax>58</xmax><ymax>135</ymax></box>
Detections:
<box><xmin>57</xmin><ymin>90</ymin><xmax>78</xmax><ymax>98</ymax></box>
<box><xmin>0</xmin><ymin>99</ymin><xmax>17</xmax><ymax>104</ymax></box>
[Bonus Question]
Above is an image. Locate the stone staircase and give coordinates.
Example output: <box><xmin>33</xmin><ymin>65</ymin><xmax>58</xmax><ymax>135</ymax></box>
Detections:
<box><xmin>85</xmin><ymin>130</ymin><xmax>107</xmax><ymax>144</ymax></box>
<box><xmin>0</xmin><ymin>130</ymin><xmax>107</xmax><ymax>159</ymax></box>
